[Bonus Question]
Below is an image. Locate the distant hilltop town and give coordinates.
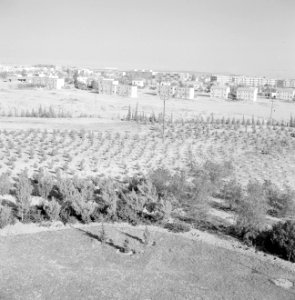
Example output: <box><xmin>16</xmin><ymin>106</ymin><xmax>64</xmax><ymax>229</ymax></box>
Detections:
<box><xmin>0</xmin><ymin>64</ymin><xmax>294</xmax><ymax>102</ymax></box>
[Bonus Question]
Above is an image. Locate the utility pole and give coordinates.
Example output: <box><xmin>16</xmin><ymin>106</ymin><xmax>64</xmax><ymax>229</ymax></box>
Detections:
<box><xmin>159</xmin><ymin>85</ymin><xmax>171</xmax><ymax>142</ymax></box>
<box><xmin>269</xmin><ymin>97</ymin><xmax>274</xmax><ymax>123</ymax></box>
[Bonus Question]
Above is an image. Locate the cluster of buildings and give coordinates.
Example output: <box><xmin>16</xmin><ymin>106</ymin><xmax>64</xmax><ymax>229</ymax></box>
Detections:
<box><xmin>0</xmin><ymin>64</ymin><xmax>294</xmax><ymax>102</ymax></box>
<box><xmin>210</xmin><ymin>74</ymin><xmax>295</xmax><ymax>102</ymax></box>
<box><xmin>210</xmin><ymin>86</ymin><xmax>259</xmax><ymax>102</ymax></box>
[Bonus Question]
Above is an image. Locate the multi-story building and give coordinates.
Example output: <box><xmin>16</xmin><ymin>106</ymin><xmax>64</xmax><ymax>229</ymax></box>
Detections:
<box><xmin>283</xmin><ymin>79</ymin><xmax>295</xmax><ymax>88</ymax></box>
<box><xmin>212</xmin><ymin>74</ymin><xmax>276</xmax><ymax>87</ymax></box>
<box><xmin>96</xmin><ymin>78</ymin><xmax>118</xmax><ymax>95</ymax></box>
<box><xmin>276</xmin><ymin>88</ymin><xmax>295</xmax><ymax>101</ymax></box>
<box><xmin>28</xmin><ymin>76</ymin><xmax>64</xmax><ymax>89</ymax></box>
<box><xmin>93</xmin><ymin>78</ymin><xmax>137</xmax><ymax>98</ymax></box>
<box><xmin>210</xmin><ymin>86</ymin><xmax>230</xmax><ymax>99</ymax></box>
<box><xmin>158</xmin><ymin>82</ymin><xmax>176</xmax><ymax>97</ymax></box>
<box><xmin>236</xmin><ymin>87</ymin><xmax>258</xmax><ymax>102</ymax></box>
<box><xmin>233</xmin><ymin>76</ymin><xmax>276</xmax><ymax>87</ymax></box>
<box><xmin>211</xmin><ymin>74</ymin><xmax>232</xmax><ymax>85</ymax></box>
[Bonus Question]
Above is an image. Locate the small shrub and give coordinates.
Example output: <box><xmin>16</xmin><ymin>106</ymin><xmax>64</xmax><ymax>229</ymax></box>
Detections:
<box><xmin>37</xmin><ymin>173</ymin><xmax>54</xmax><ymax>199</ymax></box>
<box><xmin>122</xmin><ymin>238</ymin><xmax>131</xmax><ymax>253</ymax></box>
<box><xmin>43</xmin><ymin>198</ymin><xmax>61</xmax><ymax>221</ymax></box>
<box><xmin>164</xmin><ymin>221</ymin><xmax>191</xmax><ymax>233</ymax></box>
<box><xmin>0</xmin><ymin>204</ymin><xmax>13</xmax><ymax>228</ymax></box>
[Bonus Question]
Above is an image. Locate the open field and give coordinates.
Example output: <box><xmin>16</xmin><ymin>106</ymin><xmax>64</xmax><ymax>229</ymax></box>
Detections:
<box><xmin>1</xmin><ymin>223</ymin><xmax>295</xmax><ymax>300</ymax></box>
<box><xmin>0</xmin><ymin>84</ymin><xmax>294</xmax><ymax>121</ymax></box>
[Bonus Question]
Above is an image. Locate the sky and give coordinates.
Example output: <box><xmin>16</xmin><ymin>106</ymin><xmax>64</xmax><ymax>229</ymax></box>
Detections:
<box><xmin>0</xmin><ymin>0</ymin><xmax>294</xmax><ymax>78</ymax></box>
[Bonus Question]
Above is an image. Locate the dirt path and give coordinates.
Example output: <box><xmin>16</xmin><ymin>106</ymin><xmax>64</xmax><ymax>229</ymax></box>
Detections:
<box><xmin>0</xmin><ymin>223</ymin><xmax>294</xmax><ymax>300</ymax></box>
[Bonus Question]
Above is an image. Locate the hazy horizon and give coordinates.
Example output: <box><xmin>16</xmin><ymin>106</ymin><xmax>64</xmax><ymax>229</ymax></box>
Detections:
<box><xmin>0</xmin><ymin>0</ymin><xmax>294</xmax><ymax>78</ymax></box>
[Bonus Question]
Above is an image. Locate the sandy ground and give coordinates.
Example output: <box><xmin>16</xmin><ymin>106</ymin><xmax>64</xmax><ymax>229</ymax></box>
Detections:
<box><xmin>0</xmin><ymin>85</ymin><xmax>294</xmax><ymax>121</ymax></box>
<box><xmin>0</xmin><ymin>222</ymin><xmax>294</xmax><ymax>300</ymax></box>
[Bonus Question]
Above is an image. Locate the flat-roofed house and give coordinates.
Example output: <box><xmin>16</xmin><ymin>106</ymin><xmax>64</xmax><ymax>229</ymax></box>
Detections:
<box><xmin>276</xmin><ymin>88</ymin><xmax>295</xmax><ymax>101</ymax></box>
<box><xmin>210</xmin><ymin>86</ymin><xmax>230</xmax><ymax>99</ymax></box>
<box><xmin>236</xmin><ymin>87</ymin><xmax>258</xmax><ymax>102</ymax></box>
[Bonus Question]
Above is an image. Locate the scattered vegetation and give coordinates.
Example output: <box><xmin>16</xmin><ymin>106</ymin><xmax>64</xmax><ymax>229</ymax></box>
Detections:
<box><xmin>0</xmin><ymin>118</ymin><xmax>294</xmax><ymax>263</ymax></box>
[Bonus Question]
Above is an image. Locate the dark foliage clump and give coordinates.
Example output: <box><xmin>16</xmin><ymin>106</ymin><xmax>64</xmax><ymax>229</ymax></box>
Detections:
<box><xmin>257</xmin><ymin>221</ymin><xmax>295</xmax><ymax>262</ymax></box>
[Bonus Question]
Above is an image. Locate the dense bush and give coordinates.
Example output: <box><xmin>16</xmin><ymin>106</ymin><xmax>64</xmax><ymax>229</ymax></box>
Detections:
<box><xmin>149</xmin><ymin>168</ymin><xmax>172</xmax><ymax>197</ymax></box>
<box><xmin>220</xmin><ymin>180</ymin><xmax>243</xmax><ymax>210</ymax></box>
<box><xmin>59</xmin><ymin>190</ymin><xmax>96</xmax><ymax>224</ymax></box>
<box><xmin>34</xmin><ymin>171</ymin><xmax>54</xmax><ymax>199</ymax></box>
<box><xmin>42</xmin><ymin>198</ymin><xmax>61</xmax><ymax>221</ymax></box>
<box><xmin>263</xmin><ymin>181</ymin><xmax>295</xmax><ymax>218</ymax></box>
<box><xmin>262</xmin><ymin>221</ymin><xmax>295</xmax><ymax>262</ymax></box>
<box><xmin>28</xmin><ymin>206</ymin><xmax>46</xmax><ymax>223</ymax></box>
<box><xmin>234</xmin><ymin>181</ymin><xmax>268</xmax><ymax>244</ymax></box>
<box><xmin>15</xmin><ymin>171</ymin><xmax>33</xmax><ymax>221</ymax></box>
<box><xmin>0</xmin><ymin>204</ymin><xmax>14</xmax><ymax>228</ymax></box>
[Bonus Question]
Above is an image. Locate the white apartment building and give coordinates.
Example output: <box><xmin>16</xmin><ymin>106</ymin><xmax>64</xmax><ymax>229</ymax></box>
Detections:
<box><xmin>276</xmin><ymin>88</ymin><xmax>295</xmax><ymax>101</ymax></box>
<box><xmin>158</xmin><ymin>84</ymin><xmax>194</xmax><ymax>99</ymax></box>
<box><xmin>94</xmin><ymin>78</ymin><xmax>137</xmax><ymax>98</ymax></box>
<box><xmin>210</xmin><ymin>86</ymin><xmax>230</xmax><ymax>99</ymax></box>
<box><xmin>236</xmin><ymin>87</ymin><xmax>258</xmax><ymax>102</ymax></box>
<box><xmin>212</xmin><ymin>74</ymin><xmax>276</xmax><ymax>87</ymax></box>
<box><xmin>232</xmin><ymin>76</ymin><xmax>276</xmax><ymax>87</ymax></box>
<box><xmin>211</xmin><ymin>74</ymin><xmax>232</xmax><ymax>85</ymax></box>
